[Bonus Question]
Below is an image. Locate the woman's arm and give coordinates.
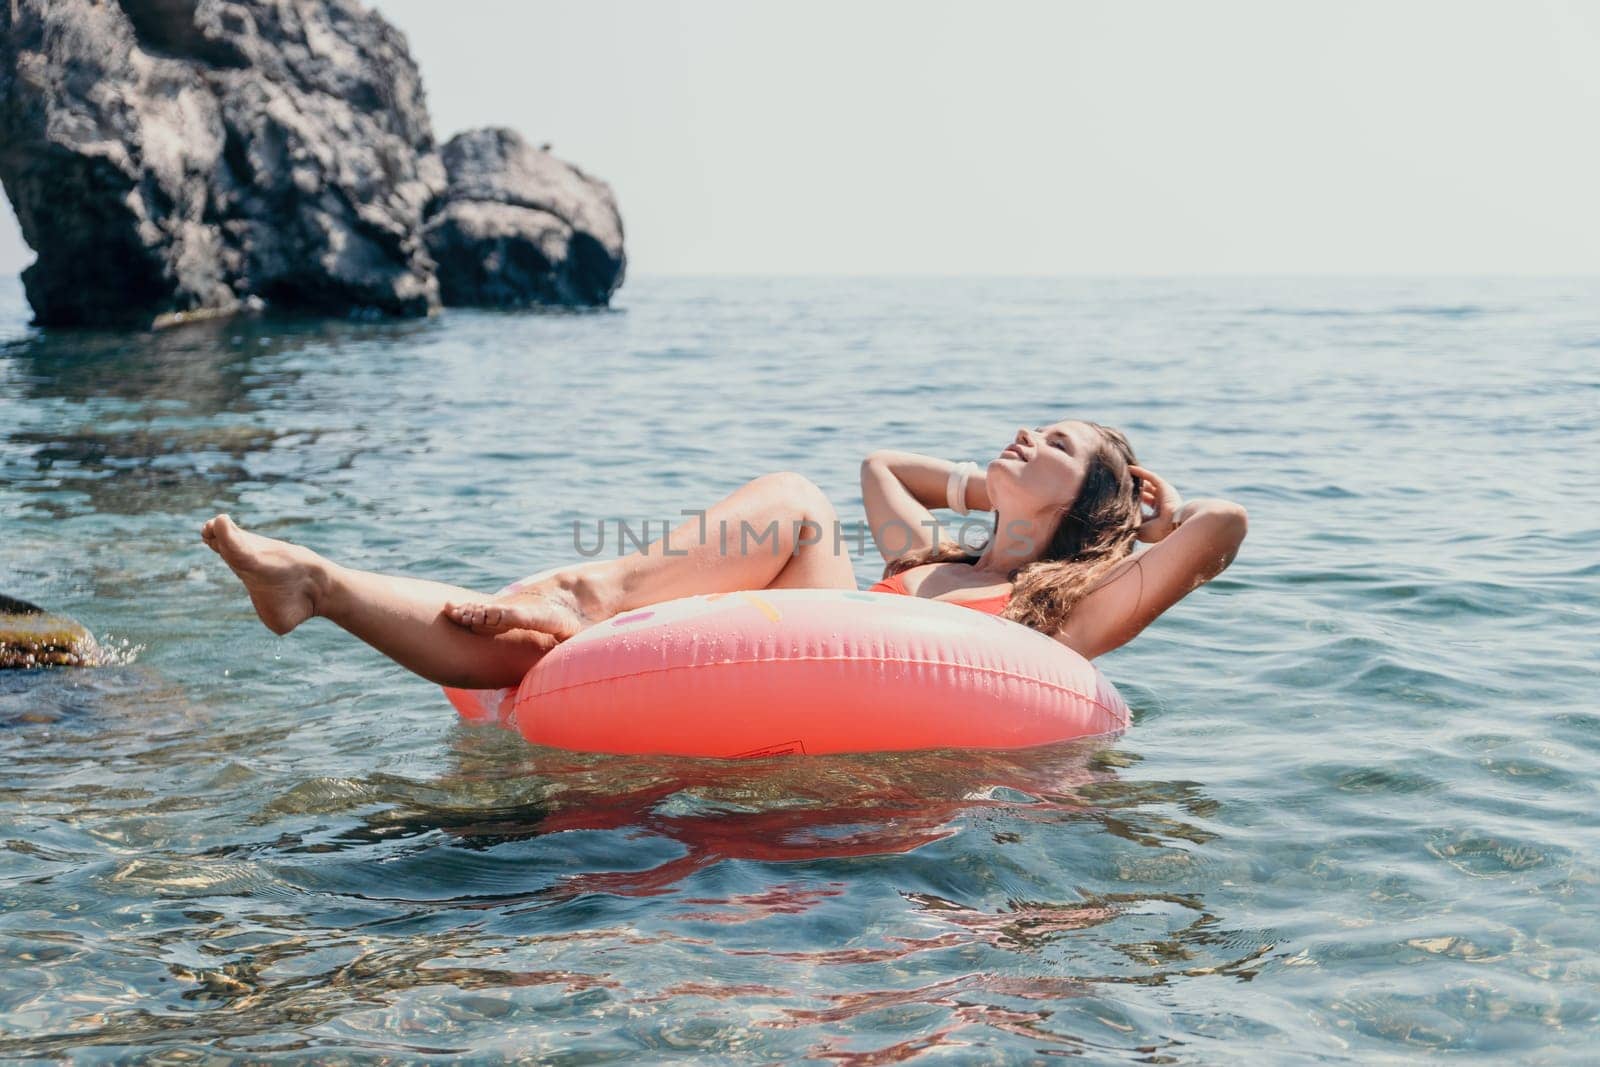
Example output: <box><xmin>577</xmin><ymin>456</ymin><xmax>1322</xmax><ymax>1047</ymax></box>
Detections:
<box><xmin>860</xmin><ymin>450</ymin><xmax>991</xmax><ymax>560</ymax></box>
<box><xmin>1054</xmin><ymin>468</ymin><xmax>1247</xmax><ymax>659</ymax></box>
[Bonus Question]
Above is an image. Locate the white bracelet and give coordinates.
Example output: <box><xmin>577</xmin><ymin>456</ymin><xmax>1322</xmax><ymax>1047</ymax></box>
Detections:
<box><xmin>946</xmin><ymin>461</ymin><xmax>978</xmax><ymax>514</ymax></box>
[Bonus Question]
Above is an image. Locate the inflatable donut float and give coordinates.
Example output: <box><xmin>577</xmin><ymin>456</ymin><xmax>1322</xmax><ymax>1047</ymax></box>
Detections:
<box><xmin>443</xmin><ymin>569</ymin><xmax>1128</xmax><ymax>758</ymax></box>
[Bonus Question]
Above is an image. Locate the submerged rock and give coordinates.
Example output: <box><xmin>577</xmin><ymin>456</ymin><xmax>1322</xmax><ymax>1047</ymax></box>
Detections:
<box><xmin>0</xmin><ymin>0</ymin><xmax>626</xmax><ymax>327</ymax></box>
<box><xmin>0</xmin><ymin>594</ymin><xmax>100</xmax><ymax>668</ymax></box>
<box><xmin>424</xmin><ymin>128</ymin><xmax>626</xmax><ymax>308</ymax></box>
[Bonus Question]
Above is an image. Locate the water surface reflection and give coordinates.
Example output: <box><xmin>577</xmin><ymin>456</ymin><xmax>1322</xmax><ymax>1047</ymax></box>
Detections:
<box><xmin>0</xmin><ymin>689</ymin><xmax>1258</xmax><ymax>1059</ymax></box>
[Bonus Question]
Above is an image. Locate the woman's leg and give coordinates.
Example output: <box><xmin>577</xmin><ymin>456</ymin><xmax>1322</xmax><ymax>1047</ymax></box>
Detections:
<box><xmin>203</xmin><ymin>472</ymin><xmax>857</xmax><ymax>681</ymax></box>
<box><xmin>602</xmin><ymin>470</ymin><xmax>858</xmax><ymax>601</ymax></box>
<box><xmin>202</xmin><ymin>515</ymin><xmax>555</xmax><ymax>690</ymax></box>
<box><xmin>447</xmin><ymin>471</ymin><xmax>859</xmax><ymax>632</ymax></box>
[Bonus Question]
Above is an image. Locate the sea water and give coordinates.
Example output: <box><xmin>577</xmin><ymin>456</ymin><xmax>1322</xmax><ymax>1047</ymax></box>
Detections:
<box><xmin>0</xmin><ymin>274</ymin><xmax>1595</xmax><ymax>1061</ymax></box>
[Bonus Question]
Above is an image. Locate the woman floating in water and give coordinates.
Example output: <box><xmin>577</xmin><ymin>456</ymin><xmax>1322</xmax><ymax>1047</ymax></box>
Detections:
<box><xmin>202</xmin><ymin>419</ymin><xmax>1247</xmax><ymax>690</ymax></box>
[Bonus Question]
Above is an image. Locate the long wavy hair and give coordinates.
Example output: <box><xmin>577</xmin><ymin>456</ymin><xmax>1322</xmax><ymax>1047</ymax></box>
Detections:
<box><xmin>881</xmin><ymin>422</ymin><xmax>1143</xmax><ymax>632</ymax></box>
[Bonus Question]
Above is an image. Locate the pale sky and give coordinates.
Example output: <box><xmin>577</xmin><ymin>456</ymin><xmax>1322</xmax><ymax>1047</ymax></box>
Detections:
<box><xmin>3</xmin><ymin>0</ymin><xmax>1597</xmax><ymax>275</ymax></box>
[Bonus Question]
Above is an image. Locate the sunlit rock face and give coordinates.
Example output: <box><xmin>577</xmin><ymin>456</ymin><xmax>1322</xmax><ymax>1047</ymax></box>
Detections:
<box><xmin>0</xmin><ymin>1</ymin><xmax>626</xmax><ymax>327</ymax></box>
<box><xmin>0</xmin><ymin>0</ymin><xmax>441</xmax><ymax>326</ymax></box>
<box><xmin>425</xmin><ymin>128</ymin><xmax>626</xmax><ymax>309</ymax></box>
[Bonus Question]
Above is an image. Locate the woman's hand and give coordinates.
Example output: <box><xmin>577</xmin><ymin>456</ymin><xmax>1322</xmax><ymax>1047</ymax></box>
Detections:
<box><xmin>444</xmin><ymin>590</ymin><xmax>590</xmax><ymax>640</ymax></box>
<box><xmin>443</xmin><ymin>567</ymin><xmax>615</xmax><ymax>640</ymax></box>
<box><xmin>1129</xmin><ymin>464</ymin><xmax>1182</xmax><ymax>543</ymax></box>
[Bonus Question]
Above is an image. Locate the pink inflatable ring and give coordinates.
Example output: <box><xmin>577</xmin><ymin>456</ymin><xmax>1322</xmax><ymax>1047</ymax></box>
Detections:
<box><xmin>444</xmin><ymin>580</ymin><xmax>1128</xmax><ymax>758</ymax></box>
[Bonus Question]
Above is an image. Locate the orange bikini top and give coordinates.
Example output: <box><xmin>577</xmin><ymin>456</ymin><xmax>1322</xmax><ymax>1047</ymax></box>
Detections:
<box><xmin>866</xmin><ymin>572</ymin><xmax>1012</xmax><ymax>617</ymax></box>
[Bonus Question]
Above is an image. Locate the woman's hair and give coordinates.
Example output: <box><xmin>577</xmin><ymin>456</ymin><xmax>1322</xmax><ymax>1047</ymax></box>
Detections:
<box><xmin>882</xmin><ymin>422</ymin><xmax>1143</xmax><ymax>632</ymax></box>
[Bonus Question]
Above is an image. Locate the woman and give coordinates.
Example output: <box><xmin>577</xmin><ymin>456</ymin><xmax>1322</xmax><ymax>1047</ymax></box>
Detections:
<box><xmin>200</xmin><ymin>419</ymin><xmax>1247</xmax><ymax>690</ymax></box>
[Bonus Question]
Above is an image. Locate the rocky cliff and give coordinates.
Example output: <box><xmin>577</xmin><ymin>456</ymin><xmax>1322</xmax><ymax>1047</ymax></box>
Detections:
<box><xmin>0</xmin><ymin>0</ymin><xmax>625</xmax><ymax>327</ymax></box>
<box><xmin>427</xmin><ymin>128</ymin><xmax>626</xmax><ymax>309</ymax></box>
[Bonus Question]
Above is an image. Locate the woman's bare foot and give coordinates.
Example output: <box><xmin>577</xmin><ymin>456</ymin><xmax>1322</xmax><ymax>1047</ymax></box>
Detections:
<box><xmin>443</xmin><ymin>588</ymin><xmax>595</xmax><ymax>640</ymax></box>
<box><xmin>201</xmin><ymin>514</ymin><xmax>328</xmax><ymax>635</ymax></box>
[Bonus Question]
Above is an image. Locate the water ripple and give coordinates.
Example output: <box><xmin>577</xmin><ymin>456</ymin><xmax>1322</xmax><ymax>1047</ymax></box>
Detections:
<box><xmin>1</xmin><ymin>276</ymin><xmax>1597</xmax><ymax>1061</ymax></box>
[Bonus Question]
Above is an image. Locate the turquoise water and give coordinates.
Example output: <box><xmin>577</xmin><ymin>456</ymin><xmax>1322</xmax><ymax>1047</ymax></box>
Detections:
<box><xmin>1</xmin><ymin>274</ymin><xmax>1596</xmax><ymax>1061</ymax></box>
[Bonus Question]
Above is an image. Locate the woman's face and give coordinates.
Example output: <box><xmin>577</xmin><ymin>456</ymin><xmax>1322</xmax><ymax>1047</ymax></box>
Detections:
<box><xmin>986</xmin><ymin>419</ymin><xmax>1101</xmax><ymax>513</ymax></box>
